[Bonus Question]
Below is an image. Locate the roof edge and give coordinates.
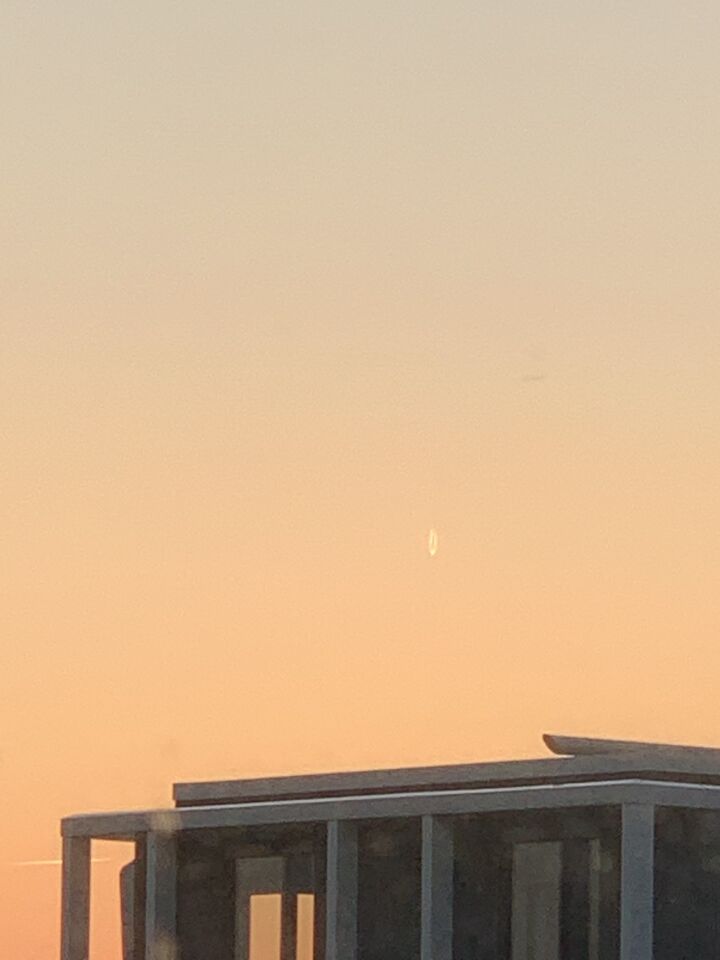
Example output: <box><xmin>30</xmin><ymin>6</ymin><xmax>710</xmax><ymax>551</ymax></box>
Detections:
<box><xmin>544</xmin><ymin>734</ymin><xmax>720</xmax><ymax>758</ymax></box>
<box><xmin>173</xmin><ymin>736</ymin><xmax>720</xmax><ymax>807</ymax></box>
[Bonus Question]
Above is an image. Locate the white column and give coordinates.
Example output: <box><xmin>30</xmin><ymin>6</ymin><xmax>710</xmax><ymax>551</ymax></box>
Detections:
<box><xmin>281</xmin><ymin>893</ymin><xmax>298</xmax><ymax>960</ymax></box>
<box><xmin>235</xmin><ymin>892</ymin><xmax>250</xmax><ymax>960</ymax></box>
<box><xmin>620</xmin><ymin>804</ymin><xmax>655</xmax><ymax>960</ymax></box>
<box><xmin>421</xmin><ymin>816</ymin><xmax>454</xmax><ymax>960</ymax></box>
<box><xmin>61</xmin><ymin>837</ymin><xmax>91</xmax><ymax>960</ymax></box>
<box><xmin>325</xmin><ymin>821</ymin><xmax>358</xmax><ymax>960</ymax></box>
<box><xmin>145</xmin><ymin>832</ymin><xmax>177</xmax><ymax>960</ymax></box>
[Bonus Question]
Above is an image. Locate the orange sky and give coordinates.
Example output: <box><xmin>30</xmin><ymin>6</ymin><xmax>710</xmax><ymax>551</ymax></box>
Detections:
<box><xmin>4</xmin><ymin>2</ymin><xmax>720</xmax><ymax>956</ymax></box>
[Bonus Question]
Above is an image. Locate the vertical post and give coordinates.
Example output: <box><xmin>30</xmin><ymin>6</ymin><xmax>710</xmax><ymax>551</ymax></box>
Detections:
<box><xmin>134</xmin><ymin>840</ymin><xmax>148</xmax><ymax>960</ymax></box>
<box><xmin>281</xmin><ymin>894</ymin><xmax>298</xmax><ymax>960</ymax></box>
<box><xmin>61</xmin><ymin>836</ymin><xmax>91</xmax><ymax>960</ymax></box>
<box><xmin>620</xmin><ymin>804</ymin><xmax>654</xmax><ymax>960</ymax></box>
<box><xmin>325</xmin><ymin>821</ymin><xmax>358</xmax><ymax>960</ymax></box>
<box><xmin>120</xmin><ymin>861</ymin><xmax>136</xmax><ymax>960</ymax></box>
<box><xmin>313</xmin><ymin>840</ymin><xmax>327</xmax><ymax>960</ymax></box>
<box><xmin>235</xmin><ymin>893</ymin><xmax>250</xmax><ymax>960</ymax></box>
<box><xmin>146</xmin><ymin>832</ymin><xmax>177</xmax><ymax>960</ymax></box>
<box><xmin>421</xmin><ymin>816</ymin><xmax>454</xmax><ymax>960</ymax></box>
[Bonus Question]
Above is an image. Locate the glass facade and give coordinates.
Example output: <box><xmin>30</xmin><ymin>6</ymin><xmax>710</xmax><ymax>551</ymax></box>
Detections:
<box><xmin>116</xmin><ymin>804</ymin><xmax>720</xmax><ymax>960</ymax></box>
<box><xmin>158</xmin><ymin>809</ymin><xmax>622</xmax><ymax>960</ymax></box>
<box><xmin>357</xmin><ymin>820</ymin><xmax>421</xmax><ymax>960</ymax></box>
<box><xmin>655</xmin><ymin>807</ymin><xmax>720</xmax><ymax>959</ymax></box>
<box><xmin>174</xmin><ymin>824</ymin><xmax>323</xmax><ymax>960</ymax></box>
<box><xmin>453</xmin><ymin>809</ymin><xmax>620</xmax><ymax>960</ymax></box>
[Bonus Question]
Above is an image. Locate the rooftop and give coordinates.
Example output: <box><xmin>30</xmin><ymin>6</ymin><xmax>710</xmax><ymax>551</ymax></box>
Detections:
<box><xmin>62</xmin><ymin>733</ymin><xmax>720</xmax><ymax>842</ymax></box>
<box><xmin>172</xmin><ymin>733</ymin><xmax>720</xmax><ymax>807</ymax></box>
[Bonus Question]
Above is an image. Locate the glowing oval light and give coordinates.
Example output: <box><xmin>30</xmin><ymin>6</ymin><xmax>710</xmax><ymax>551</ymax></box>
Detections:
<box><xmin>428</xmin><ymin>528</ymin><xmax>438</xmax><ymax>557</ymax></box>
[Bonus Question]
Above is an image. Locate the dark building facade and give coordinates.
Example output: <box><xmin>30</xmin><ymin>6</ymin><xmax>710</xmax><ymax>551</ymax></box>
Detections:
<box><xmin>61</xmin><ymin>734</ymin><xmax>720</xmax><ymax>960</ymax></box>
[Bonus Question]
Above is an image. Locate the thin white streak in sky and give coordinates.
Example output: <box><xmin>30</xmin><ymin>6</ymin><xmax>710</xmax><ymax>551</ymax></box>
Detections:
<box><xmin>11</xmin><ymin>858</ymin><xmax>111</xmax><ymax>867</ymax></box>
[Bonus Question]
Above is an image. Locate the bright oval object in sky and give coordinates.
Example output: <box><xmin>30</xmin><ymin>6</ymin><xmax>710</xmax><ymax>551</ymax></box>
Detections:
<box><xmin>428</xmin><ymin>528</ymin><xmax>438</xmax><ymax>557</ymax></box>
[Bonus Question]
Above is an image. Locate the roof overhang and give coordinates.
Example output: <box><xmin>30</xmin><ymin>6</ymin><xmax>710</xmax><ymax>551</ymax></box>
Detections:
<box><xmin>173</xmin><ymin>752</ymin><xmax>720</xmax><ymax>808</ymax></box>
<box><xmin>62</xmin><ymin>777</ymin><xmax>720</xmax><ymax>842</ymax></box>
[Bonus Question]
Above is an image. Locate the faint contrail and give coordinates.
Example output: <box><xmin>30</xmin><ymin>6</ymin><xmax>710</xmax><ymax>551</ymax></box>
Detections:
<box><xmin>428</xmin><ymin>528</ymin><xmax>439</xmax><ymax>557</ymax></box>
<box><xmin>12</xmin><ymin>858</ymin><xmax>111</xmax><ymax>867</ymax></box>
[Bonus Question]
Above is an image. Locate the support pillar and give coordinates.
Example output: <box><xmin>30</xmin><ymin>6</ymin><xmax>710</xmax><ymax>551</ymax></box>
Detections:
<box><xmin>281</xmin><ymin>894</ymin><xmax>298</xmax><ymax>960</ymax></box>
<box><xmin>325</xmin><ymin>821</ymin><xmax>357</xmax><ymax>960</ymax></box>
<box><xmin>146</xmin><ymin>831</ymin><xmax>177</xmax><ymax>960</ymax></box>
<box><xmin>120</xmin><ymin>861</ymin><xmax>136</xmax><ymax>960</ymax></box>
<box><xmin>620</xmin><ymin>804</ymin><xmax>654</xmax><ymax>960</ymax></box>
<box><xmin>421</xmin><ymin>816</ymin><xmax>454</xmax><ymax>960</ymax></box>
<box><xmin>235</xmin><ymin>893</ymin><xmax>250</xmax><ymax>960</ymax></box>
<box><xmin>313</xmin><ymin>842</ymin><xmax>327</xmax><ymax>960</ymax></box>
<box><xmin>61</xmin><ymin>837</ymin><xmax>91</xmax><ymax>960</ymax></box>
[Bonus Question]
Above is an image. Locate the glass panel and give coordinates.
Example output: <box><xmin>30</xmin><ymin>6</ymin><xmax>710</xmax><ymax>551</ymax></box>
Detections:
<box><xmin>452</xmin><ymin>810</ymin><xmax>619</xmax><ymax>960</ymax></box>
<box><xmin>176</xmin><ymin>828</ymin><xmax>323</xmax><ymax>960</ymax></box>
<box><xmin>511</xmin><ymin>842</ymin><xmax>562</xmax><ymax>960</ymax></box>
<box><xmin>357</xmin><ymin>820</ymin><xmax>421</xmax><ymax>960</ymax></box>
<box><xmin>236</xmin><ymin>858</ymin><xmax>282</xmax><ymax>960</ymax></box>
<box><xmin>655</xmin><ymin>808</ymin><xmax>720</xmax><ymax>960</ymax></box>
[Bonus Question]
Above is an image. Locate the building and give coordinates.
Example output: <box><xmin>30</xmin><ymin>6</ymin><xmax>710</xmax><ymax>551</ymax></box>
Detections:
<box><xmin>60</xmin><ymin>733</ymin><xmax>720</xmax><ymax>960</ymax></box>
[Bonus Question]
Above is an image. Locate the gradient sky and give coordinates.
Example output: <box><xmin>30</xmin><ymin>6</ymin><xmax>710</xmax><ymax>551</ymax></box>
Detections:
<box><xmin>4</xmin><ymin>1</ymin><xmax>720</xmax><ymax>956</ymax></box>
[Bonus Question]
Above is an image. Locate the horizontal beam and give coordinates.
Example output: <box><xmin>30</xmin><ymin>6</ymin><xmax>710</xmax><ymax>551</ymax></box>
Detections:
<box><xmin>63</xmin><ymin>778</ymin><xmax>720</xmax><ymax>840</ymax></box>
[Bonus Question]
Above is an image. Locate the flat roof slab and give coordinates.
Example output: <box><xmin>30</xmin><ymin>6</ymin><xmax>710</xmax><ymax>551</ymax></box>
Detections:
<box><xmin>174</xmin><ymin>735</ymin><xmax>720</xmax><ymax>807</ymax></box>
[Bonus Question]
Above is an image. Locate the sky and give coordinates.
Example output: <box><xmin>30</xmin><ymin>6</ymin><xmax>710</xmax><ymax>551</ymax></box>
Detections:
<box><xmin>3</xmin><ymin>1</ymin><xmax>720</xmax><ymax>956</ymax></box>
